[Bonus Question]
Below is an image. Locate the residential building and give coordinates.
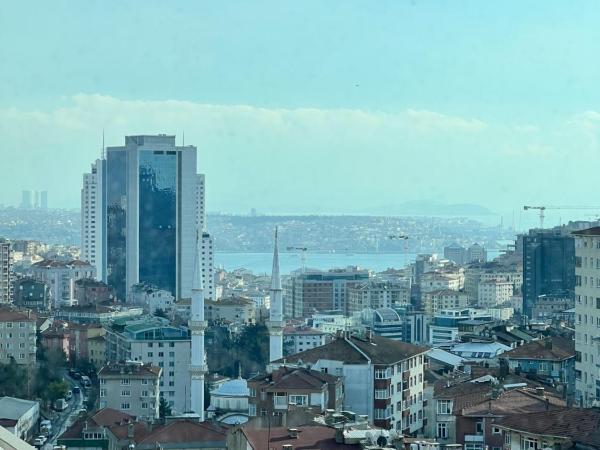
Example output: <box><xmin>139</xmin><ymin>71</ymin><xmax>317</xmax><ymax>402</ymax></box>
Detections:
<box><xmin>40</xmin><ymin>323</ymin><xmax>70</xmax><ymax>360</ymax></box>
<box><xmin>248</xmin><ymin>366</ymin><xmax>343</xmax><ymax>417</ymax></box>
<box><xmin>309</xmin><ymin>312</ymin><xmax>359</xmax><ymax>335</ymax></box>
<box><xmin>12</xmin><ymin>277</ymin><xmax>50</xmax><ymax>311</ymax></box>
<box><xmin>503</xmin><ymin>336</ymin><xmax>575</xmax><ymax>400</ymax></box>
<box><xmin>82</xmin><ymin>135</ymin><xmax>213</xmax><ymax>302</ymax></box>
<box><xmin>129</xmin><ymin>284</ymin><xmax>175</xmax><ymax>315</ymax></box>
<box><xmin>104</xmin><ymin>316</ymin><xmax>191</xmax><ymax>413</ymax></box>
<box><xmin>531</xmin><ymin>294</ymin><xmax>574</xmax><ymax>320</ymax></box>
<box><xmin>205</xmin><ymin>297</ymin><xmax>256</xmax><ymax>324</ymax></box>
<box><xmin>523</xmin><ymin>228</ymin><xmax>575</xmax><ymax>318</ymax></box>
<box><xmin>466</xmin><ymin>243</ymin><xmax>487</xmax><ymax>263</ymax></box>
<box><xmin>361</xmin><ymin>308</ymin><xmax>404</xmax><ymax>341</ymax></box>
<box><xmin>429</xmin><ymin>308</ymin><xmax>494</xmax><ymax>346</ymax></box>
<box><xmin>497</xmin><ymin>409</ymin><xmax>600</xmax><ymax>450</ymax></box>
<box><xmin>58</xmin><ymin>408</ymin><xmax>228</xmax><ymax>450</ymax></box>
<box><xmin>29</xmin><ymin>259</ymin><xmax>96</xmax><ymax>308</ymax></box>
<box><xmin>0</xmin><ymin>309</ymin><xmax>36</xmax><ymax>366</ymax></box>
<box><xmin>0</xmin><ymin>397</ymin><xmax>39</xmax><ymax>441</ymax></box>
<box><xmin>68</xmin><ymin>323</ymin><xmax>106</xmax><ymax>365</ymax></box>
<box><xmin>88</xmin><ymin>335</ymin><xmax>106</xmax><ymax>369</ymax></box>
<box><xmin>0</xmin><ymin>423</ymin><xmax>35</xmax><ymax>450</ymax></box>
<box><xmin>346</xmin><ymin>278</ymin><xmax>411</xmax><ymax>315</ymax></box>
<box><xmin>0</xmin><ymin>239</ymin><xmax>12</xmax><ymax>304</ymax></box>
<box><xmin>444</xmin><ymin>243</ymin><xmax>466</xmax><ymax>265</ymax></box>
<box><xmin>54</xmin><ymin>304</ymin><xmax>143</xmax><ymax>325</ymax></box>
<box><xmin>74</xmin><ymin>278</ymin><xmax>115</xmax><ymax>306</ymax></box>
<box><xmin>98</xmin><ymin>362</ymin><xmax>161</xmax><ymax>420</ymax></box>
<box><xmin>283</xmin><ymin>267</ymin><xmax>370</xmax><ymax>318</ymax></box>
<box><xmin>283</xmin><ymin>326</ymin><xmax>328</xmax><ymax>354</ymax></box>
<box><xmin>477</xmin><ymin>279</ymin><xmax>513</xmax><ymax>308</ymax></box>
<box><xmin>272</xmin><ymin>333</ymin><xmax>428</xmax><ymax>434</ymax></box>
<box><xmin>449</xmin><ymin>342</ymin><xmax>511</xmax><ymax>365</ymax></box>
<box><xmin>422</xmin><ymin>290</ymin><xmax>469</xmax><ymax>316</ymax></box>
<box><xmin>572</xmin><ymin>227</ymin><xmax>600</xmax><ymax>407</ymax></box>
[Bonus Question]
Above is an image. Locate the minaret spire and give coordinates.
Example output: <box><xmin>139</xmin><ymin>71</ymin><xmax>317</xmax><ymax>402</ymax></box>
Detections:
<box><xmin>189</xmin><ymin>230</ymin><xmax>208</xmax><ymax>420</ymax></box>
<box><xmin>267</xmin><ymin>227</ymin><xmax>284</xmax><ymax>363</ymax></box>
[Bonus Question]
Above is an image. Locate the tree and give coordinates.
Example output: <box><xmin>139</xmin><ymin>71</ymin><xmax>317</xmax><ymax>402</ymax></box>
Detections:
<box><xmin>159</xmin><ymin>396</ymin><xmax>172</xmax><ymax>418</ymax></box>
<box><xmin>0</xmin><ymin>359</ymin><xmax>29</xmax><ymax>398</ymax></box>
<box><xmin>46</xmin><ymin>380</ymin><xmax>69</xmax><ymax>403</ymax></box>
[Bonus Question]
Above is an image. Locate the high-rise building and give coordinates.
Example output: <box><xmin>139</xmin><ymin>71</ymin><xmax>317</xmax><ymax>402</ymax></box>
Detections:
<box><xmin>444</xmin><ymin>243</ymin><xmax>466</xmax><ymax>265</ymax></box>
<box><xmin>466</xmin><ymin>243</ymin><xmax>487</xmax><ymax>263</ymax></box>
<box><xmin>82</xmin><ymin>135</ymin><xmax>214</xmax><ymax>301</ymax></box>
<box><xmin>572</xmin><ymin>227</ymin><xmax>600</xmax><ymax>407</ymax></box>
<box><xmin>40</xmin><ymin>191</ymin><xmax>48</xmax><ymax>209</ymax></box>
<box><xmin>522</xmin><ymin>228</ymin><xmax>575</xmax><ymax>318</ymax></box>
<box><xmin>283</xmin><ymin>267</ymin><xmax>370</xmax><ymax>318</ymax></box>
<box><xmin>0</xmin><ymin>238</ymin><xmax>12</xmax><ymax>303</ymax></box>
<box><xmin>20</xmin><ymin>190</ymin><xmax>33</xmax><ymax>210</ymax></box>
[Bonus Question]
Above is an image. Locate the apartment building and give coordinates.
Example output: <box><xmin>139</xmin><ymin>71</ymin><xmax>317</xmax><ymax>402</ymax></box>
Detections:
<box><xmin>105</xmin><ymin>316</ymin><xmax>191</xmax><ymax>414</ymax></box>
<box><xmin>477</xmin><ymin>279</ymin><xmax>513</xmax><ymax>308</ymax></box>
<box><xmin>0</xmin><ymin>308</ymin><xmax>37</xmax><ymax>366</ymax></box>
<box><xmin>29</xmin><ymin>259</ymin><xmax>96</xmax><ymax>308</ymax></box>
<box><xmin>98</xmin><ymin>362</ymin><xmax>161</xmax><ymax>420</ymax></box>
<box><xmin>283</xmin><ymin>326</ymin><xmax>328</xmax><ymax>354</ymax></box>
<box><xmin>204</xmin><ymin>297</ymin><xmax>256</xmax><ymax>324</ymax></box>
<box><xmin>422</xmin><ymin>290</ymin><xmax>469</xmax><ymax>316</ymax></box>
<box><xmin>572</xmin><ymin>227</ymin><xmax>600</xmax><ymax>407</ymax></box>
<box><xmin>0</xmin><ymin>238</ymin><xmax>12</xmax><ymax>304</ymax></box>
<box><xmin>272</xmin><ymin>332</ymin><xmax>428</xmax><ymax>434</ymax></box>
<box><xmin>346</xmin><ymin>279</ymin><xmax>411</xmax><ymax>315</ymax></box>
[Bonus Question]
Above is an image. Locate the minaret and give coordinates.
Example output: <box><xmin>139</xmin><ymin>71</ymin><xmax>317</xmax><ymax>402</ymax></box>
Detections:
<box><xmin>189</xmin><ymin>231</ymin><xmax>208</xmax><ymax>420</ymax></box>
<box><xmin>267</xmin><ymin>227</ymin><xmax>284</xmax><ymax>362</ymax></box>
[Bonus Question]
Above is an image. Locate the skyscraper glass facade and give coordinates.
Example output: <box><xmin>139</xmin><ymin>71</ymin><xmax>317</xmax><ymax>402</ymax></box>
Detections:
<box><xmin>139</xmin><ymin>150</ymin><xmax>177</xmax><ymax>296</ymax></box>
<box><xmin>106</xmin><ymin>150</ymin><xmax>127</xmax><ymax>300</ymax></box>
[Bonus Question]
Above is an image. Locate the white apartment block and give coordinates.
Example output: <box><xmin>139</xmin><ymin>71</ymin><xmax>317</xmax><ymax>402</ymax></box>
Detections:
<box><xmin>29</xmin><ymin>260</ymin><xmax>96</xmax><ymax>308</ymax></box>
<box><xmin>0</xmin><ymin>239</ymin><xmax>12</xmax><ymax>304</ymax></box>
<box><xmin>0</xmin><ymin>309</ymin><xmax>37</xmax><ymax>366</ymax></box>
<box><xmin>422</xmin><ymin>290</ymin><xmax>469</xmax><ymax>316</ymax></box>
<box><xmin>477</xmin><ymin>279</ymin><xmax>514</xmax><ymax>308</ymax></box>
<box><xmin>98</xmin><ymin>362</ymin><xmax>161</xmax><ymax>420</ymax></box>
<box><xmin>283</xmin><ymin>327</ymin><xmax>328</xmax><ymax>354</ymax></box>
<box><xmin>573</xmin><ymin>227</ymin><xmax>600</xmax><ymax>407</ymax></box>
<box><xmin>81</xmin><ymin>160</ymin><xmax>104</xmax><ymax>279</ymax></box>
<box><xmin>202</xmin><ymin>233</ymin><xmax>215</xmax><ymax>301</ymax></box>
<box><xmin>105</xmin><ymin>317</ymin><xmax>191</xmax><ymax>414</ymax></box>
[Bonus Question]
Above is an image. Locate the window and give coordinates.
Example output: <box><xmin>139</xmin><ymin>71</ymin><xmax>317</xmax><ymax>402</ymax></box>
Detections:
<box><xmin>289</xmin><ymin>395</ymin><xmax>308</xmax><ymax>406</ymax></box>
<box><xmin>521</xmin><ymin>437</ymin><xmax>538</xmax><ymax>450</ymax></box>
<box><xmin>249</xmin><ymin>403</ymin><xmax>257</xmax><ymax>416</ymax></box>
<box><xmin>476</xmin><ymin>422</ymin><xmax>483</xmax><ymax>434</ymax></box>
<box><xmin>437</xmin><ymin>400</ymin><xmax>452</xmax><ymax>414</ymax></box>
<box><xmin>141</xmin><ymin>390</ymin><xmax>149</xmax><ymax>397</ymax></box>
<box><xmin>121</xmin><ymin>390</ymin><xmax>131</xmax><ymax>397</ymax></box>
<box><xmin>121</xmin><ymin>402</ymin><xmax>130</xmax><ymax>410</ymax></box>
<box><xmin>141</xmin><ymin>402</ymin><xmax>148</xmax><ymax>409</ymax></box>
<box><xmin>375</xmin><ymin>368</ymin><xmax>391</xmax><ymax>379</ymax></box>
<box><xmin>141</xmin><ymin>379</ymin><xmax>148</xmax><ymax>385</ymax></box>
<box><xmin>100</xmin><ymin>389</ymin><xmax>106</xmax><ymax>397</ymax></box>
<box><xmin>120</xmin><ymin>379</ymin><xmax>130</xmax><ymax>385</ymax></box>
<box><xmin>492</xmin><ymin>426</ymin><xmax>501</xmax><ymax>434</ymax></box>
<box><xmin>375</xmin><ymin>389</ymin><xmax>389</xmax><ymax>399</ymax></box>
<box><xmin>437</xmin><ymin>422</ymin><xmax>448</xmax><ymax>438</ymax></box>
<box><xmin>249</xmin><ymin>388</ymin><xmax>257</xmax><ymax>397</ymax></box>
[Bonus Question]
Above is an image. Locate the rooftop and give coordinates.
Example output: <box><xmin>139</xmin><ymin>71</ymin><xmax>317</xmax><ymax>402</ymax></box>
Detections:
<box><xmin>572</xmin><ymin>227</ymin><xmax>600</xmax><ymax>236</ymax></box>
<box><xmin>0</xmin><ymin>397</ymin><xmax>38</xmax><ymax>420</ymax></box>
<box><xmin>242</xmin><ymin>424</ymin><xmax>360</xmax><ymax>450</ymax></box>
<box><xmin>210</xmin><ymin>378</ymin><xmax>249</xmax><ymax>397</ymax></box>
<box><xmin>99</xmin><ymin>362</ymin><xmax>161</xmax><ymax>378</ymax></box>
<box><xmin>504</xmin><ymin>336</ymin><xmax>575</xmax><ymax>361</ymax></box>
<box><xmin>0</xmin><ymin>308</ymin><xmax>36</xmax><ymax>322</ymax></box>
<box><xmin>250</xmin><ymin>366</ymin><xmax>339</xmax><ymax>391</ymax></box>
<box><xmin>275</xmin><ymin>334</ymin><xmax>427</xmax><ymax>365</ymax></box>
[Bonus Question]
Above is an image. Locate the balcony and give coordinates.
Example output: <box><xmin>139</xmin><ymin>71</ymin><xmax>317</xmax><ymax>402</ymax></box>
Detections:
<box><xmin>273</xmin><ymin>396</ymin><xmax>288</xmax><ymax>410</ymax></box>
<box><xmin>465</xmin><ymin>435</ymin><xmax>484</xmax><ymax>443</ymax></box>
<box><xmin>402</xmin><ymin>371</ymin><xmax>410</xmax><ymax>382</ymax></box>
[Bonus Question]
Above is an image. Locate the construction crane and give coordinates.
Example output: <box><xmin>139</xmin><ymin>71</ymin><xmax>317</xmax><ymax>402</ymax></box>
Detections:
<box><xmin>286</xmin><ymin>246</ymin><xmax>308</xmax><ymax>272</ymax></box>
<box><xmin>523</xmin><ymin>205</ymin><xmax>600</xmax><ymax>229</ymax></box>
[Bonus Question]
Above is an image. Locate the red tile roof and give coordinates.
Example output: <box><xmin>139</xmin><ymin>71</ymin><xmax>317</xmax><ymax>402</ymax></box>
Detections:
<box><xmin>496</xmin><ymin>408</ymin><xmax>600</xmax><ymax>439</ymax></box>
<box><xmin>137</xmin><ymin>420</ymin><xmax>227</xmax><ymax>446</ymax></box>
<box><xmin>242</xmin><ymin>425</ymin><xmax>360</xmax><ymax>450</ymax></box>
<box><xmin>504</xmin><ymin>336</ymin><xmax>575</xmax><ymax>361</ymax></box>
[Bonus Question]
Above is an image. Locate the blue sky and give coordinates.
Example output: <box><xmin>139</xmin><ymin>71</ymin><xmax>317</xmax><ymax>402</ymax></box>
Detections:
<box><xmin>1</xmin><ymin>1</ymin><xmax>600</xmax><ymax>219</ymax></box>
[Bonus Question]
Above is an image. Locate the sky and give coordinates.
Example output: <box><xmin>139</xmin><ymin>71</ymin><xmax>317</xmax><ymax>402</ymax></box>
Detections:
<box><xmin>1</xmin><ymin>1</ymin><xmax>600</xmax><ymax>218</ymax></box>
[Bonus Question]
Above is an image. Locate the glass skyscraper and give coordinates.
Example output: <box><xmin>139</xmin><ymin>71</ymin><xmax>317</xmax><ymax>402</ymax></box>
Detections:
<box><xmin>84</xmin><ymin>135</ymin><xmax>204</xmax><ymax>301</ymax></box>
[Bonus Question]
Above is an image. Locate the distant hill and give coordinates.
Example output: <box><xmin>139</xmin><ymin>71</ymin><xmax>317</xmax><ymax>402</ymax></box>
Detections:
<box><xmin>366</xmin><ymin>200</ymin><xmax>494</xmax><ymax>216</ymax></box>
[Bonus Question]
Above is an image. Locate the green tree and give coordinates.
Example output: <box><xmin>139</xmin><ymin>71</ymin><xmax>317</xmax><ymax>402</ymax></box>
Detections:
<box><xmin>0</xmin><ymin>359</ymin><xmax>29</xmax><ymax>398</ymax></box>
<box><xmin>159</xmin><ymin>396</ymin><xmax>172</xmax><ymax>418</ymax></box>
<box><xmin>46</xmin><ymin>380</ymin><xmax>69</xmax><ymax>403</ymax></box>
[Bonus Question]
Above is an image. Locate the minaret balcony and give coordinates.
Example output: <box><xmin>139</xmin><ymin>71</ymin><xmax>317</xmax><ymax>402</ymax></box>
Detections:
<box><xmin>189</xmin><ymin>320</ymin><xmax>208</xmax><ymax>330</ymax></box>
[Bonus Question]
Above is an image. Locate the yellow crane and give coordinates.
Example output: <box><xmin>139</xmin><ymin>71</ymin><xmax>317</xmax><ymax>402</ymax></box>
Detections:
<box><xmin>523</xmin><ymin>205</ymin><xmax>600</xmax><ymax>229</ymax></box>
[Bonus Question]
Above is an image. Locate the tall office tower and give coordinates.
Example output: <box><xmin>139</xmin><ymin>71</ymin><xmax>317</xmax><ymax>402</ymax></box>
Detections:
<box><xmin>444</xmin><ymin>243</ymin><xmax>466</xmax><ymax>265</ymax></box>
<box><xmin>20</xmin><ymin>190</ymin><xmax>33</xmax><ymax>210</ymax></box>
<box><xmin>82</xmin><ymin>135</ymin><xmax>205</xmax><ymax>301</ymax></box>
<box><xmin>573</xmin><ymin>227</ymin><xmax>600</xmax><ymax>407</ymax></box>
<box><xmin>81</xmin><ymin>160</ymin><xmax>104</xmax><ymax>278</ymax></box>
<box><xmin>33</xmin><ymin>191</ymin><xmax>40</xmax><ymax>209</ymax></box>
<box><xmin>466</xmin><ymin>243</ymin><xmax>487</xmax><ymax>263</ymax></box>
<box><xmin>189</xmin><ymin>233</ymin><xmax>207</xmax><ymax>420</ymax></box>
<box><xmin>40</xmin><ymin>191</ymin><xmax>48</xmax><ymax>209</ymax></box>
<box><xmin>523</xmin><ymin>228</ymin><xmax>575</xmax><ymax>318</ymax></box>
<box><xmin>0</xmin><ymin>238</ymin><xmax>12</xmax><ymax>303</ymax></box>
<box><xmin>267</xmin><ymin>229</ymin><xmax>284</xmax><ymax>362</ymax></box>
<box><xmin>196</xmin><ymin>174</ymin><xmax>215</xmax><ymax>300</ymax></box>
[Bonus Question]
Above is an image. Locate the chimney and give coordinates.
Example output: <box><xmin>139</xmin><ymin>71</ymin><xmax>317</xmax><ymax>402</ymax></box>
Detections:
<box><xmin>535</xmin><ymin>387</ymin><xmax>545</xmax><ymax>397</ymax></box>
<box><xmin>545</xmin><ymin>339</ymin><xmax>552</xmax><ymax>350</ymax></box>
<box><xmin>288</xmin><ymin>428</ymin><xmax>299</xmax><ymax>439</ymax></box>
<box><xmin>127</xmin><ymin>422</ymin><xmax>134</xmax><ymax>439</ymax></box>
<box><xmin>365</xmin><ymin>328</ymin><xmax>373</xmax><ymax>341</ymax></box>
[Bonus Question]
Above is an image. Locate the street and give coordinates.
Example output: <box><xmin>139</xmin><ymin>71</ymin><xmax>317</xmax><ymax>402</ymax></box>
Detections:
<box><xmin>41</xmin><ymin>374</ymin><xmax>84</xmax><ymax>450</ymax></box>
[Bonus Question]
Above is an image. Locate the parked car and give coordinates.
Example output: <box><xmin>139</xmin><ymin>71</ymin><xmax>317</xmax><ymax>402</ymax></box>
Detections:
<box><xmin>80</xmin><ymin>375</ymin><xmax>91</xmax><ymax>388</ymax></box>
<box><xmin>65</xmin><ymin>390</ymin><xmax>72</xmax><ymax>400</ymax></box>
<box><xmin>73</xmin><ymin>386</ymin><xmax>81</xmax><ymax>394</ymax></box>
<box><xmin>33</xmin><ymin>437</ymin><xmax>45</xmax><ymax>447</ymax></box>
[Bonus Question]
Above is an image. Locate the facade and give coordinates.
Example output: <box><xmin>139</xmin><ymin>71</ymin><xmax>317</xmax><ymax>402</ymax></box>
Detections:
<box><xmin>273</xmin><ymin>333</ymin><xmax>428</xmax><ymax>434</ymax></box>
<box><xmin>12</xmin><ymin>277</ymin><xmax>50</xmax><ymax>311</ymax></box>
<box><xmin>29</xmin><ymin>259</ymin><xmax>96</xmax><ymax>308</ymax></box>
<box><xmin>204</xmin><ymin>297</ymin><xmax>257</xmax><ymax>324</ymax></box>
<box><xmin>422</xmin><ymin>290</ymin><xmax>469</xmax><ymax>316</ymax></box>
<box><xmin>523</xmin><ymin>228</ymin><xmax>575</xmax><ymax>318</ymax></box>
<box><xmin>283</xmin><ymin>266</ymin><xmax>370</xmax><ymax>318</ymax></box>
<box><xmin>477</xmin><ymin>279</ymin><xmax>513</xmax><ymax>308</ymax></box>
<box><xmin>466</xmin><ymin>243</ymin><xmax>487</xmax><ymax>263</ymax></box>
<box><xmin>503</xmin><ymin>336</ymin><xmax>575</xmax><ymax>399</ymax></box>
<box><xmin>105</xmin><ymin>316</ymin><xmax>191</xmax><ymax>413</ymax></box>
<box><xmin>0</xmin><ymin>309</ymin><xmax>37</xmax><ymax>366</ymax></box>
<box><xmin>346</xmin><ymin>278</ymin><xmax>411</xmax><ymax>315</ymax></box>
<box><xmin>129</xmin><ymin>284</ymin><xmax>175</xmax><ymax>315</ymax></box>
<box><xmin>0</xmin><ymin>397</ymin><xmax>39</xmax><ymax>441</ymax></box>
<box><xmin>98</xmin><ymin>362</ymin><xmax>161</xmax><ymax>420</ymax></box>
<box><xmin>283</xmin><ymin>326</ymin><xmax>328</xmax><ymax>354</ymax></box>
<box><xmin>248</xmin><ymin>366</ymin><xmax>343</xmax><ymax>417</ymax></box>
<box><xmin>74</xmin><ymin>278</ymin><xmax>114</xmax><ymax>306</ymax></box>
<box><xmin>444</xmin><ymin>243</ymin><xmax>466</xmax><ymax>265</ymax></box>
<box><xmin>208</xmin><ymin>378</ymin><xmax>249</xmax><ymax>422</ymax></box>
<box><xmin>531</xmin><ymin>294</ymin><xmax>574</xmax><ymax>320</ymax></box>
<box><xmin>40</xmin><ymin>323</ymin><xmax>71</xmax><ymax>360</ymax></box>
<box><xmin>82</xmin><ymin>135</ymin><xmax>213</xmax><ymax>302</ymax></box>
<box><xmin>88</xmin><ymin>335</ymin><xmax>106</xmax><ymax>368</ymax></box>
<box><xmin>572</xmin><ymin>227</ymin><xmax>600</xmax><ymax>407</ymax></box>
<box><xmin>429</xmin><ymin>308</ymin><xmax>495</xmax><ymax>346</ymax></box>
<box><xmin>0</xmin><ymin>239</ymin><xmax>12</xmax><ymax>304</ymax></box>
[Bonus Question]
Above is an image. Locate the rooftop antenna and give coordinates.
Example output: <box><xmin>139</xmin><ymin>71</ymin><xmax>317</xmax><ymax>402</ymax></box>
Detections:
<box><xmin>182</xmin><ymin>131</ymin><xmax>185</xmax><ymax>147</ymax></box>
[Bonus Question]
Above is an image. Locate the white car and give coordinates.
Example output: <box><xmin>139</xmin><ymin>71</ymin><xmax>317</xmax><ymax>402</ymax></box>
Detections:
<box><xmin>33</xmin><ymin>437</ymin><xmax>45</xmax><ymax>447</ymax></box>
